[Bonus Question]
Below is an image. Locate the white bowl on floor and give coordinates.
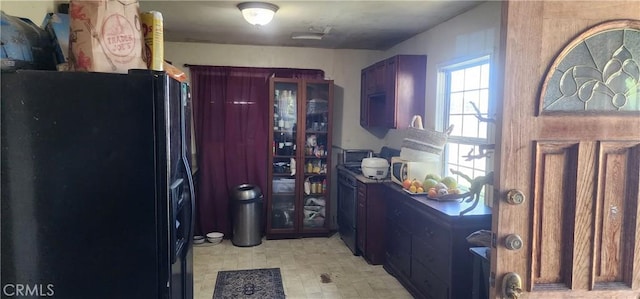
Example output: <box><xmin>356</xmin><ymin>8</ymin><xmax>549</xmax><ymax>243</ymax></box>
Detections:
<box><xmin>206</xmin><ymin>232</ymin><xmax>224</xmax><ymax>244</ymax></box>
<box><xmin>193</xmin><ymin>235</ymin><xmax>206</xmax><ymax>244</ymax></box>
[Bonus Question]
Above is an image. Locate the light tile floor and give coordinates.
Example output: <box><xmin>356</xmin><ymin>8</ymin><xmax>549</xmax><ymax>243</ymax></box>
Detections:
<box><xmin>193</xmin><ymin>233</ymin><xmax>413</xmax><ymax>299</ymax></box>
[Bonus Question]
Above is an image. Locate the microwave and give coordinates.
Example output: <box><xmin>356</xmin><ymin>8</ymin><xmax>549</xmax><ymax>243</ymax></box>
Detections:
<box><xmin>390</xmin><ymin>157</ymin><xmax>442</xmax><ymax>186</ymax></box>
<box><xmin>342</xmin><ymin>149</ymin><xmax>373</xmax><ymax>166</ymax></box>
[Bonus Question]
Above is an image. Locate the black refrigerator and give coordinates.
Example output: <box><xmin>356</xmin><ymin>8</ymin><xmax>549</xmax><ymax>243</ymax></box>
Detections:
<box><xmin>1</xmin><ymin>70</ymin><xmax>195</xmax><ymax>298</ymax></box>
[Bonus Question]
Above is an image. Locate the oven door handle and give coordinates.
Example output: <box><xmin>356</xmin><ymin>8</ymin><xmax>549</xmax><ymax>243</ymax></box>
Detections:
<box><xmin>338</xmin><ymin>174</ymin><xmax>357</xmax><ymax>189</ymax></box>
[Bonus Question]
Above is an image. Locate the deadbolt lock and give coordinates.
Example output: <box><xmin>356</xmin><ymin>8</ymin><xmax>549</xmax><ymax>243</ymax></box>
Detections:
<box><xmin>506</xmin><ymin>190</ymin><xmax>525</xmax><ymax>205</ymax></box>
<box><xmin>502</xmin><ymin>272</ymin><xmax>523</xmax><ymax>299</ymax></box>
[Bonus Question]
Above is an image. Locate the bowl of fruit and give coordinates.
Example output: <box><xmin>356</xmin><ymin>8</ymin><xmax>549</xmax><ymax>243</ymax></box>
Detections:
<box><xmin>402</xmin><ymin>174</ymin><xmax>462</xmax><ymax>201</ymax></box>
<box><xmin>401</xmin><ymin>178</ymin><xmax>427</xmax><ymax>194</ymax></box>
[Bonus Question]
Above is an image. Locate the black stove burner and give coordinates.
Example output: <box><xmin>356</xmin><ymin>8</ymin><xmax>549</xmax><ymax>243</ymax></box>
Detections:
<box><xmin>342</xmin><ymin>165</ymin><xmax>362</xmax><ymax>175</ymax></box>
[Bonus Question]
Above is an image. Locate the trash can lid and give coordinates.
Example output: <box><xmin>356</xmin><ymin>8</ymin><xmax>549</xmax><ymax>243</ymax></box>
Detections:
<box><xmin>231</xmin><ymin>184</ymin><xmax>262</xmax><ymax>201</ymax></box>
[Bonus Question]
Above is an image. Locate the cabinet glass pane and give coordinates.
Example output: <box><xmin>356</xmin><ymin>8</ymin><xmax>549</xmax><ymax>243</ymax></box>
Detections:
<box><xmin>305</xmin><ymin>82</ymin><xmax>329</xmax><ymax>133</ymax></box>
<box><xmin>303</xmin><ymin>82</ymin><xmax>330</xmax><ymax>229</ymax></box>
<box><xmin>270</xmin><ymin>192</ymin><xmax>295</xmax><ymax>229</ymax></box>
<box><xmin>273</xmin><ymin>82</ymin><xmax>297</xmax><ymax>132</ymax></box>
<box><xmin>303</xmin><ymin>195</ymin><xmax>326</xmax><ymax>228</ymax></box>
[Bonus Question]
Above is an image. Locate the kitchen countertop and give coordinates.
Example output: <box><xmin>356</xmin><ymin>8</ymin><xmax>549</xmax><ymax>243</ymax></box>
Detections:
<box><xmin>336</xmin><ymin>164</ymin><xmax>391</xmax><ymax>184</ymax></box>
<box><xmin>385</xmin><ymin>182</ymin><xmax>492</xmax><ymax>218</ymax></box>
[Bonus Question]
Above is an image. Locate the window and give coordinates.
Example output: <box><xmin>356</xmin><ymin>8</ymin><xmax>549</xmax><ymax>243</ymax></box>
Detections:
<box><xmin>439</xmin><ymin>57</ymin><xmax>493</xmax><ymax>198</ymax></box>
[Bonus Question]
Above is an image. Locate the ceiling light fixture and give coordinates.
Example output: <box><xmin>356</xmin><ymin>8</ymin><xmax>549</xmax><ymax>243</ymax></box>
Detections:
<box><xmin>237</xmin><ymin>2</ymin><xmax>279</xmax><ymax>26</ymax></box>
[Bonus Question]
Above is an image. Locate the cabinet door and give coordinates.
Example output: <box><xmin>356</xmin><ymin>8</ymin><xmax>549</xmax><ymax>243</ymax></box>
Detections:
<box><xmin>384</xmin><ymin>57</ymin><xmax>397</xmax><ymax>127</ymax></box>
<box><xmin>301</xmin><ymin>80</ymin><xmax>332</xmax><ymax>232</ymax></box>
<box><xmin>412</xmin><ymin>215</ymin><xmax>452</xmax><ymax>281</ymax></box>
<box><xmin>268</xmin><ymin>79</ymin><xmax>300</xmax><ymax>234</ymax></box>
<box><xmin>372</xmin><ymin>62</ymin><xmax>386</xmax><ymax>93</ymax></box>
<box><xmin>412</xmin><ymin>258</ymin><xmax>450</xmax><ymax>299</ymax></box>
<box><xmin>364</xmin><ymin>183</ymin><xmax>387</xmax><ymax>265</ymax></box>
<box><xmin>385</xmin><ymin>198</ymin><xmax>412</xmax><ymax>277</ymax></box>
<box><xmin>365</xmin><ymin>67</ymin><xmax>376</xmax><ymax>95</ymax></box>
<box><xmin>356</xmin><ymin>181</ymin><xmax>367</xmax><ymax>253</ymax></box>
<box><xmin>268</xmin><ymin>78</ymin><xmax>333</xmax><ymax>238</ymax></box>
<box><xmin>360</xmin><ymin>71</ymin><xmax>368</xmax><ymax>127</ymax></box>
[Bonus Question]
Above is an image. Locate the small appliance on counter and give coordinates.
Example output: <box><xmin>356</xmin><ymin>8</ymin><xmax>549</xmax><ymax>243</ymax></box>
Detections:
<box><xmin>390</xmin><ymin>156</ymin><xmax>441</xmax><ymax>186</ymax></box>
<box><xmin>341</xmin><ymin>149</ymin><xmax>374</xmax><ymax>173</ymax></box>
<box><xmin>361</xmin><ymin>157</ymin><xmax>389</xmax><ymax>179</ymax></box>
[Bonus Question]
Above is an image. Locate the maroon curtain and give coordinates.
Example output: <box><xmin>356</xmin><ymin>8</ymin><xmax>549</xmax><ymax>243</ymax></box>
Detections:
<box><xmin>190</xmin><ymin>66</ymin><xmax>324</xmax><ymax>236</ymax></box>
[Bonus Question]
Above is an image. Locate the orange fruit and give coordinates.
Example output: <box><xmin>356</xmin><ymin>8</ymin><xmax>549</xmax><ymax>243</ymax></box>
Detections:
<box><xmin>402</xmin><ymin>179</ymin><xmax>412</xmax><ymax>189</ymax></box>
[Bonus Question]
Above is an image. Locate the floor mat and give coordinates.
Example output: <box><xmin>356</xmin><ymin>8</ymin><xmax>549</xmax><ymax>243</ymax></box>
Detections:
<box><xmin>213</xmin><ymin>268</ymin><xmax>285</xmax><ymax>299</ymax></box>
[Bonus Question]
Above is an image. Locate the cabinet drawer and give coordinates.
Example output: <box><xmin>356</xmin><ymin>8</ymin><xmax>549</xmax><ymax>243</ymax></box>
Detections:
<box><xmin>411</xmin><ymin>237</ymin><xmax>451</xmax><ymax>279</ymax></box>
<box><xmin>412</xmin><ymin>218</ymin><xmax>450</xmax><ymax>253</ymax></box>
<box><xmin>411</xmin><ymin>258</ymin><xmax>449</xmax><ymax>299</ymax></box>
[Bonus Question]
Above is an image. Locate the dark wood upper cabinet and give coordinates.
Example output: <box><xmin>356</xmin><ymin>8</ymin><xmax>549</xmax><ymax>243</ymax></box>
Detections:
<box><xmin>360</xmin><ymin>55</ymin><xmax>426</xmax><ymax>129</ymax></box>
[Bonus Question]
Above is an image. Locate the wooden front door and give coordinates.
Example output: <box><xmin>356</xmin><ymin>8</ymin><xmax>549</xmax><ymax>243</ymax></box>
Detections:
<box><xmin>492</xmin><ymin>1</ymin><xmax>640</xmax><ymax>298</ymax></box>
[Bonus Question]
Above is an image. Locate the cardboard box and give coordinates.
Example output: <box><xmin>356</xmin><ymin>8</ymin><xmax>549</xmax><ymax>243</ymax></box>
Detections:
<box><xmin>140</xmin><ymin>11</ymin><xmax>163</xmax><ymax>71</ymax></box>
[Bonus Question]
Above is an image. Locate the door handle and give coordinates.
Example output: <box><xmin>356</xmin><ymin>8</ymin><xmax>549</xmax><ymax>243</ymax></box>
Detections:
<box><xmin>506</xmin><ymin>190</ymin><xmax>525</xmax><ymax>205</ymax></box>
<box><xmin>502</xmin><ymin>272</ymin><xmax>523</xmax><ymax>299</ymax></box>
<box><xmin>505</xmin><ymin>234</ymin><xmax>523</xmax><ymax>251</ymax></box>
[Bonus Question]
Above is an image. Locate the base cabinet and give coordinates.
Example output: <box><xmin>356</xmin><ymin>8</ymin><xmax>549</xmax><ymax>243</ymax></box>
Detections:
<box><xmin>356</xmin><ymin>181</ymin><xmax>387</xmax><ymax>265</ymax></box>
<box><xmin>383</xmin><ymin>184</ymin><xmax>491</xmax><ymax>299</ymax></box>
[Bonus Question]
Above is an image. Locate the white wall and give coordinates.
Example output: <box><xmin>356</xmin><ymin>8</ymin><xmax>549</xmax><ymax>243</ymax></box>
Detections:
<box><xmin>1</xmin><ymin>0</ymin><xmax>58</xmax><ymax>24</ymax></box>
<box><xmin>381</xmin><ymin>1</ymin><xmax>502</xmax><ymax>148</ymax></box>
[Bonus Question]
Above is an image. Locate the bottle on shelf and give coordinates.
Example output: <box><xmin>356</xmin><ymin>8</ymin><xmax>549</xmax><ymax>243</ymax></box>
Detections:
<box><xmin>306</xmin><ymin>161</ymin><xmax>313</xmax><ymax>174</ymax></box>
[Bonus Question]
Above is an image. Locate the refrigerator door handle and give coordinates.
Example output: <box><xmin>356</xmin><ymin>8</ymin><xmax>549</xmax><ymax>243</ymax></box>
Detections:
<box><xmin>181</xmin><ymin>82</ymin><xmax>196</xmax><ymax>259</ymax></box>
<box><xmin>182</xmin><ymin>157</ymin><xmax>195</xmax><ymax>254</ymax></box>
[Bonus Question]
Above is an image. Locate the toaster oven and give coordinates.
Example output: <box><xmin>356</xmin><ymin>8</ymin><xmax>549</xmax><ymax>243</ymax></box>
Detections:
<box><xmin>342</xmin><ymin>149</ymin><xmax>373</xmax><ymax>166</ymax></box>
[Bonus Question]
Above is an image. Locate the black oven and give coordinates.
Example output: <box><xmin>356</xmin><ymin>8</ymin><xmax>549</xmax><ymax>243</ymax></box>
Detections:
<box><xmin>337</xmin><ymin>147</ymin><xmax>398</xmax><ymax>255</ymax></box>
<box><xmin>337</xmin><ymin>167</ymin><xmax>358</xmax><ymax>255</ymax></box>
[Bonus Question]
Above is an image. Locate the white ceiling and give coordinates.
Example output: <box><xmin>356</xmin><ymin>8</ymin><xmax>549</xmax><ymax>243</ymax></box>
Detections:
<box><xmin>139</xmin><ymin>1</ymin><xmax>485</xmax><ymax>50</ymax></box>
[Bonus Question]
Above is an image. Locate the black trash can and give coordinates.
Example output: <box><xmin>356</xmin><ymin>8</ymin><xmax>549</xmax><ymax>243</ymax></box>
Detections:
<box><xmin>231</xmin><ymin>184</ymin><xmax>263</xmax><ymax>247</ymax></box>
